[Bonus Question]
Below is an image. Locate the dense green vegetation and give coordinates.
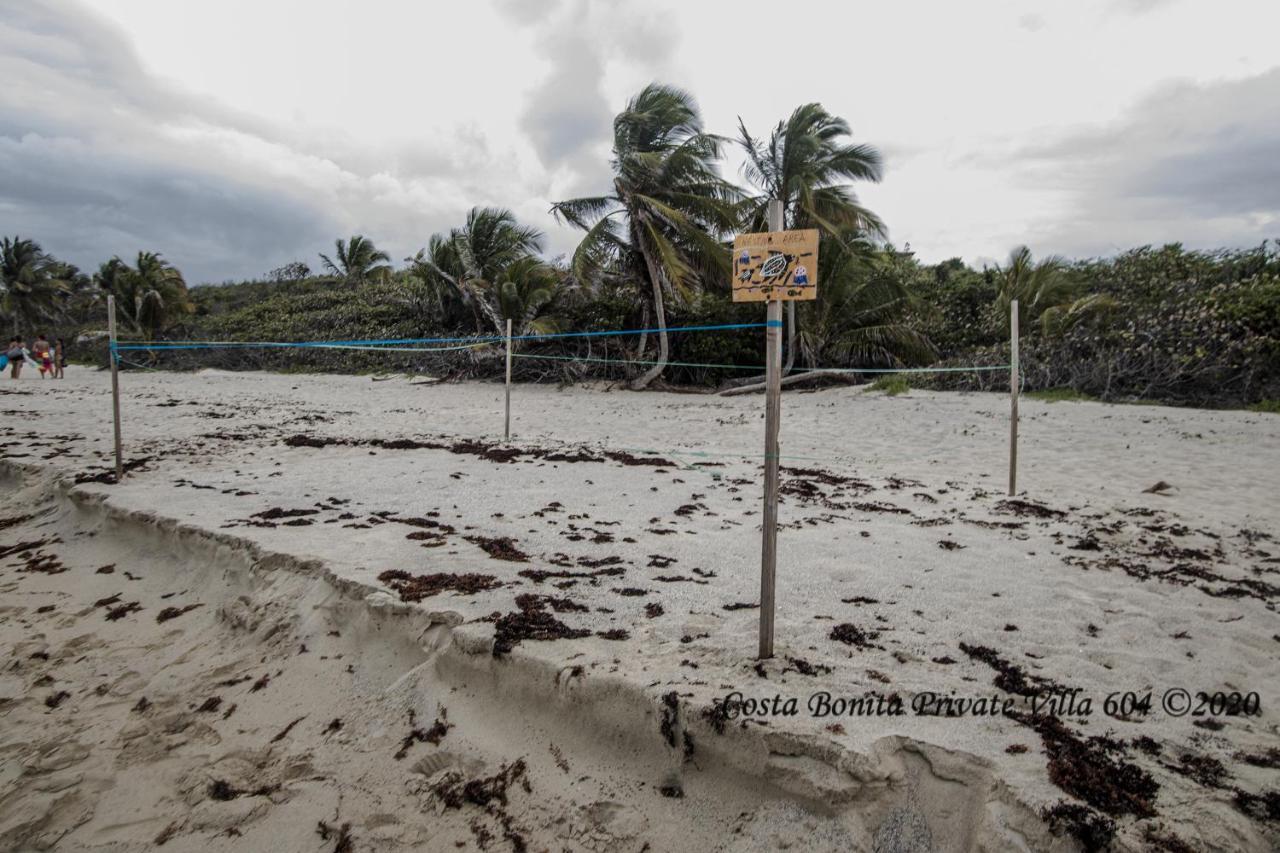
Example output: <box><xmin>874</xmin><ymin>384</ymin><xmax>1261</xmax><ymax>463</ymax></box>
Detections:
<box><xmin>3</xmin><ymin>84</ymin><xmax>1277</xmax><ymax>409</ymax></box>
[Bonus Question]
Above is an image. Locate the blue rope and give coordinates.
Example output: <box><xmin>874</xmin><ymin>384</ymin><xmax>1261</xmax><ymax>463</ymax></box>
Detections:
<box><xmin>112</xmin><ymin>321</ymin><xmax>780</xmax><ymax>352</ymax></box>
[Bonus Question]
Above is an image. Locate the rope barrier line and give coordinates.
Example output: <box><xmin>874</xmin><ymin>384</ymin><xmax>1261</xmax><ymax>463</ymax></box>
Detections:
<box><xmin>513</xmin><ymin>351</ymin><xmax>1010</xmax><ymax>375</ymax></box>
<box><xmin>111</xmin><ymin>321</ymin><xmax>781</xmax><ymax>352</ymax></box>
<box><xmin>794</xmin><ymin>365</ymin><xmax>1011</xmax><ymax>374</ymax></box>
<box><xmin>512</xmin><ymin>352</ymin><xmax>764</xmax><ymax>371</ymax></box>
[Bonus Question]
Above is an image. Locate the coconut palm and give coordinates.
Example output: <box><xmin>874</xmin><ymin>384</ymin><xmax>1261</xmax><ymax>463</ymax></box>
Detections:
<box><xmin>0</xmin><ymin>236</ymin><xmax>77</xmax><ymax>335</ymax></box>
<box><xmin>319</xmin><ymin>235</ymin><xmax>392</xmax><ymax>284</ymax></box>
<box><xmin>552</xmin><ymin>83</ymin><xmax>742</xmax><ymax>389</ymax></box>
<box><xmin>995</xmin><ymin>246</ymin><xmax>1083</xmax><ymax>336</ymax></box>
<box><xmin>494</xmin><ymin>256</ymin><xmax>566</xmax><ymax>336</ymax></box>
<box><xmin>408</xmin><ymin>207</ymin><xmax>546</xmax><ymax>335</ymax></box>
<box><xmin>95</xmin><ymin>252</ymin><xmax>192</xmax><ymax>340</ymax></box>
<box><xmin>738</xmin><ymin>104</ymin><xmax>886</xmax><ymax>372</ymax></box>
<box><xmin>796</xmin><ymin>239</ymin><xmax>935</xmax><ymax>369</ymax></box>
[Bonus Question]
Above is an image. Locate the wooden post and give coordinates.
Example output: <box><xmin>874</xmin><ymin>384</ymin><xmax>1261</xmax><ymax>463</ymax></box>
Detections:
<box><xmin>1008</xmin><ymin>298</ymin><xmax>1019</xmax><ymax>496</ymax></box>
<box><xmin>504</xmin><ymin>318</ymin><xmax>513</xmax><ymax>441</ymax></box>
<box><xmin>108</xmin><ymin>295</ymin><xmax>124</xmax><ymax>482</ymax></box>
<box><xmin>758</xmin><ymin>199</ymin><xmax>784</xmax><ymax>660</ymax></box>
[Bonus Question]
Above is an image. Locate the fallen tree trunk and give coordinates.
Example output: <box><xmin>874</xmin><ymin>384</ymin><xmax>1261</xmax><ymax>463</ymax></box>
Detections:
<box><xmin>719</xmin><ymin>370</ymin><xmax>863</xmax><ymax>397</ymax></box>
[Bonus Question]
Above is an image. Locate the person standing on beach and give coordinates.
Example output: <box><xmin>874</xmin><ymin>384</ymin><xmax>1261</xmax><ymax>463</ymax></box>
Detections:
<box><xmin>32</xmin><ymin>334</ymin><xmax>52</xmax><ymax>378</ymax></box>
<box><xmin>6</xmin><ymin>337</ymin><xmax>25</xmax><ymax>379</ymax></box>
<box><xmin>54</xmin><ymin>338</ymin><xmax>66</xmax><ymax>379</ymax></box>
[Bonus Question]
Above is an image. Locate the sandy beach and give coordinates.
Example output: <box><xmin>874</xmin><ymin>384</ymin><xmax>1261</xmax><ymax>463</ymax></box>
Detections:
<box><xmin>1</xmin><ymin>369</ymin><xmax>1277</xmax><ymax>852</ymax></box>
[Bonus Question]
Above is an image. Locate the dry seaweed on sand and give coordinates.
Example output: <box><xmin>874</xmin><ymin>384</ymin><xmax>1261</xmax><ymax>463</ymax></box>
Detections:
<box><xmin>829</xmin><ymin>623</ymin><xmax>881</xmax><ymax>649</ymax></box>
<box><xmin>156</xmin><ymin>603</ymin><xmax>204</xmax><ymax>623</ymax></box>
<box><xmin>316</xmin><ymin>821</ymin><xmax>354</xmax><ymax>853</ymax></box>
<box><xmin>105</xmin><ymin>601</ymin><xmax>142</xmax><ymax>621</ymax></box>
<box><xmin>465</xmin><ymin>535</ymin><xmax>530</xmax><ymax>562</ymax></box>
<box><xmin>73</xmin><ymin>456</ymin><xmax>153</xmax><ymax>484</ymax></box>
<box><xmin>517</xmin><ymin>565</ymin><xmax>625</xmax><ymax>584</ymax></box>
<box><xmin>1167</xmin><ymin>752</ymin><xmax>1229</xmax><ymax>788</ymax></box>
<box><xmin>395</xmin><ymin>709</ymin><xmax>452</xmax><ymax>760</ymax></box>
<box><xmin>1010</xmin><ymin>711</ymin><xmax>1158</xmax><ymax>819</ymax></box>
<box><xmin>781</xmin><ymin>656</ymin><xmax>832</xmax><ymax>677</ymax></box>
<box><xmin>958</xmin><ymin>642</ymin><xmax>1070</xmax><ymax>697</ymax></box>
<box><xmin>514</xmin><ymin>593</ymin><xmax>587</xmax><ymax>613</ymax></box>
<box><xmin>251</xmin><ymin>507</ymin><xmax>319</xmax><ymax>520</ymax></box>
<box><xmin>492</xmin><ymin>596</ymin><xmax>591</xmax><ymax>657</ymax></box>
<box><xmin>995</xmin><ymin>498</ymin><xmax>1067</xmax><ymax>519</ymax></box>
<box><xmin>1041</xmin><ymin>801</ymin><xmax>1116</xmax><ymax>853</ymax></box>
<box><xmin>430</xmin><ymin>759</ymin><xmax>530</xmax><ymax>810</ymax></box>
<box><xmin>1232</xmin><ymin>788</ymin><xmax>1280</xmax><ymax>823</ymax></box>
<box><xmin>378</xmin><ymin>569</ymin><xmax>502</xmax><ymax>602</ymax></box>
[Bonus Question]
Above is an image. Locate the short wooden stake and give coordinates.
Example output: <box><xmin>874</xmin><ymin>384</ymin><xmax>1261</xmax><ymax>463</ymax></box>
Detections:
<box><xmin>758</xmin><ymin>199</ymin><xmax>784</xmax><ymax>660</ymax></box>
<box><xmin>504</xmin><ymin>318</ymin><xmax>513</xmax><ymax>441</ymax></box>
<box><xmin>1009</xmin><ymin>298</ymin><xmax>1019</xmax><ymax>496</ymax></box>
<box><xmin>108</xmin><ymin>295</ymin><xmax>124</xmax><ymax>482</ymax></box>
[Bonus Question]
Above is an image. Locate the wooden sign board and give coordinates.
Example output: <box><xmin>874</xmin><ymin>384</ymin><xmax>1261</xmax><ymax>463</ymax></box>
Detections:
<box><xmin>732</xmin><ymin>229</ymin><xmax>819</xmax><ymax>302</ymax></box>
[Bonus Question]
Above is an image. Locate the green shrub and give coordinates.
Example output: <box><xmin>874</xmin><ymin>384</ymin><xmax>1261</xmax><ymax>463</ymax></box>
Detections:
<box><xmin>1248</xmin><ymin>399</ymin><xmax>1280</xmax><ymax>414</ymax></box>
<box><xmin>1026</xmin><ymin>387</ymin><xmax>1095</xmax><ymax>403</ymax></box>
<box><xmin>870</xmin><ymin>375</ymin><xmax>911</xmax><ymax>396</ymax></box>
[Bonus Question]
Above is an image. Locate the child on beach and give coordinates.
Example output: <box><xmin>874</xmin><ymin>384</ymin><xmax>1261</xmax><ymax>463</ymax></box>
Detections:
<box><xmin>6</xmin><ymin>338</ymin><xmax>24</xmax><ymax>379</ymax></box>
<box><xmin>33</xmin><ymin>334</ymin><xmax>52</xmax><ymax>378</ymax></box>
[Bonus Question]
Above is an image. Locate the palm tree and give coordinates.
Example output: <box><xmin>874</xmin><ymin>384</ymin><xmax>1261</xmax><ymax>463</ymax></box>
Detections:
<box><xmin>552</xmin><ymin>83</ymin><xmax>742</xmax><ymax>389</ymax></box>
<box><xmin>95</xmin><ymin>252</ymin><xmax>192</xmax><ymax>340</ymax></box>
<box><xmin>995</xmin><ymin>246</ymin><xmax>1082</xmax><ymax>336</ymax></box>
<box><xmin>319</xmin><ymin>235</ymin><xmax>392</xmax><ymax>284</ymax></box>
<box><xmin>407</xmin><ymin>207</ymin><xmax>546</xmax><ymax>335</ymax></box>
<box><xmin>738</xmin><ymin>104</ymin><xmax>886</xmax><ymax>372</ymax></box>
<box><xmin>798</xmin><ymin>241</ymin><xmax>934</xmax><ymax>368</ymax></box>
<box><xmin>0</xmin><ymin>236</ymin><xmax>77</xmax><ymax>335</ymax></box>
<box><xmin>493</xmin><ymin>256</ymin><xmax>566</xmax><ymax>337</ymax></box>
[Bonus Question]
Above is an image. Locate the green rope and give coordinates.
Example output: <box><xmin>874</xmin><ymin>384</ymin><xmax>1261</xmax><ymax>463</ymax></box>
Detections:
<box><xmin>513</xmin><ymin>351</ymin><xmax>1010</xmax><ymax>374</ymax></box>
<box><xmin>512</xmin><ymin>352</ymin><xmax>762</xmax><ymax>371</ymax></box>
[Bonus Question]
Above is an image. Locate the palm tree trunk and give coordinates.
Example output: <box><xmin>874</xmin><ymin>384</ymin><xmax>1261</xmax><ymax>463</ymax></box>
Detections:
<box><xmin>635</xmin><ymin>298</ymin><xmax>649</xmax><ymax>361</ymax></box>
<box><xmin>470</xmin><ymin>283</ymin><xmax>506</xmax><ymax>336</ymax></box>
<box><xmin>632</xmin><ymin>253</ymin><xmax>669</xmax><ymax>390</ymax></box>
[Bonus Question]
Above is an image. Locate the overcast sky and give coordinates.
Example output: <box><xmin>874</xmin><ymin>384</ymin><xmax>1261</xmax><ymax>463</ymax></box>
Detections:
<box><xmin>2</xmin><ymin>0</ymin><xmax>1278</xmax><ymax>283</ymax></box>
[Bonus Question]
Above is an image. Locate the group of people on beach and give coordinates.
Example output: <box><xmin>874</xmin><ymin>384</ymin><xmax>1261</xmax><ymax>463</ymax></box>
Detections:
<box><xmin>4</xmin><ymin>334</ymin><xmax>66</xmax><ymax>379</ymax></box>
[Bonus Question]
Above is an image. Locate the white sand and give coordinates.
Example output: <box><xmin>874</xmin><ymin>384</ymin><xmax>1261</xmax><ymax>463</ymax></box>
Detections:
<box><xmin>0</xmin><ymin>369</ymin><xmax>1277</xmax><ymax>851</ymax></box>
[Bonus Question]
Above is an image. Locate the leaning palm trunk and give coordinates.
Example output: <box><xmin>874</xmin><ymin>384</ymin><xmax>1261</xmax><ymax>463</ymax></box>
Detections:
<box><xmin>470</xmin><ymin>283</ymin><xmax>508</xmax><ymax>337</ymax></box>
<box><xmin>632</xmin><ymin>253</ymin><xmax>670</xmax><ymax>390</ymax></box>
<box><xmin>634</xmin><ymin>298</ymin><xmax>650</xmax><ymax>375</ymax></box>
<box><xmin>783</xmin><ymin>301</ymin><xmax>797</xmax><ymax>374</ymax></box>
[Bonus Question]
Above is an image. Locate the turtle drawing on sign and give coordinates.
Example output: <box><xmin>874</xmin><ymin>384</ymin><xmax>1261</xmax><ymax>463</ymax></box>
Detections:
<box><xmin>736</xmin><ymin>249</ymin><xmax>753</xmax><ymax>282</ymax></box>
<box><xmin>759</xmin><ymin>251</ymin><xmax>789</xmax><ymax>281</ymax></box>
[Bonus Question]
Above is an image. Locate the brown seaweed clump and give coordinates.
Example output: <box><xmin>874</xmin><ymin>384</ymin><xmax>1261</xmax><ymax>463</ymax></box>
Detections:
<box><xmin>378</xmin><ymin>570</ymin><xmax>502</xmax><ymax>603</ymax></box>
<box><xmin>492</xmin><ymin>596</ymin><xmax>591</xmax><ymax>657</ymax></box>
<box><xmin>829</xmin><ymin>623</ymin><xmax>881</xmax><ymax>649</ymax></box>
<box><xmin>465</xmin><ymin>536</ymin><xmax>530</xmax><ymax>562</ymax></box>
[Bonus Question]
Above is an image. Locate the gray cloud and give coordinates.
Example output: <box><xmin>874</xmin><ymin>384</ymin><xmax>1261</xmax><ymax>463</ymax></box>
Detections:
<box><xmin>1015</xmin><ymin>69</ymin><xmax>1280</xmax><ymax>255</ymax></box>
<box><xmin>0</xmin><ymin>1</ymin><xmax>524</xmax><ymax>283</ymax></box>
<box><xmin>515</xmin><ymin>0</ymin><xmax>681</xmax><ymax>200</ymax></box>
<box><xmin>520</xmin><ymin>30</ymin><xmax>612</xmax><ymax>174</ymax></box>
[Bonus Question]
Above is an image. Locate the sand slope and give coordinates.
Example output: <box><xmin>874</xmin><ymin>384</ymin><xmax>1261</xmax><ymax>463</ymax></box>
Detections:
<box><xmin>0</xmin><ymin>370</ymin><xmax>1277</xmax><ymax>852</ymax></box>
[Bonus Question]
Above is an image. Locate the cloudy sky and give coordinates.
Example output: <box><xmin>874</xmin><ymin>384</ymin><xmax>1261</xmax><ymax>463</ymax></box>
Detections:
<box><xmin>2</xmin><ymin>0</ymin><xmax>1278</xmax><ymax>283</ymax></box>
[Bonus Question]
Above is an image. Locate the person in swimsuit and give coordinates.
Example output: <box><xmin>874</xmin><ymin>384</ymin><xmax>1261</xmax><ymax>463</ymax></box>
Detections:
<box><xmin>33</xmin><ymin>334</ymin><xmax>52</xmax><ymax>378</ymax></box>
<box><xmin>7</xmin><ymin>337</ymin><xmax>25</xmax><ymax>379</ymax></box>
<box><xmin>54</xmin><ymin>338</ymin><xmax>66</xmax><ymax>379</ymax></box>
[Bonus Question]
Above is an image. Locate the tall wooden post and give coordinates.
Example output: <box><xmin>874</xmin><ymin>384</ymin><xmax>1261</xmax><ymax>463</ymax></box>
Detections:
<box><xmin>504</xmin><ymin>318</ymin><xmax>513</xmax><ymax>441</ymax></box>
<box><xmin>108</xmin><ymin>295</ymin><xmax>123</xmax><ymax>482</ymax></box>
<box><xmin>1008</xmin><ymin>298</ymin><xmax>1019</xmax><ymax>496</ymax></box>
<box><xmin>758</xmin><ymin>199</ymin><xmax>784</xmax><ymax>659</ymax></box>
